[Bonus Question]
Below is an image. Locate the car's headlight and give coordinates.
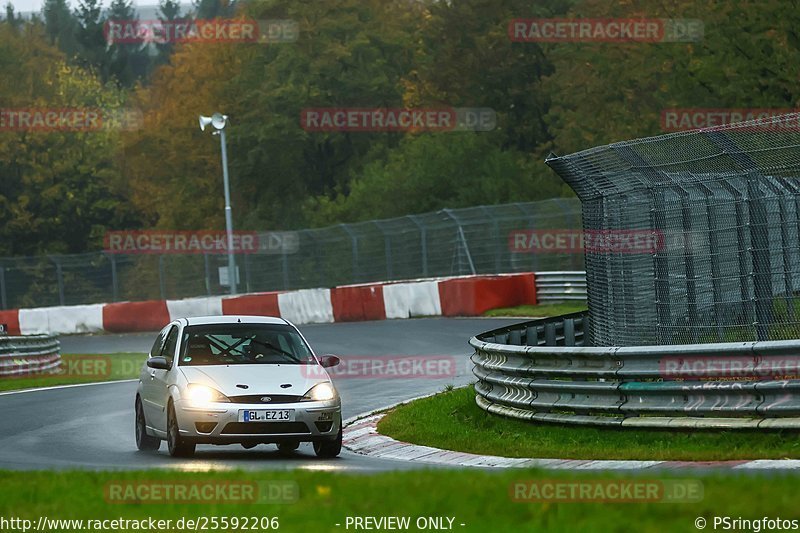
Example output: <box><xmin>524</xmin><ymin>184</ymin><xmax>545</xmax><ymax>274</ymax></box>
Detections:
<box><xmin>185</xmin><ymin>384</ymin><xmax>230</xmax><ymax>404</ymax></box>
<box><xmin>302</xmin><ymin>382</ymin><xmax>337</xmax><ymax>402</ymax></box>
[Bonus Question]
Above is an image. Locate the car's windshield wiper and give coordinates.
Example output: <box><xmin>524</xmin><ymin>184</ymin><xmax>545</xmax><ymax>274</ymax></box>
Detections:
<box><xmin>248</xmin><ymin>338</ymin><xmax>302</xmax><ymax>363</ymax></box>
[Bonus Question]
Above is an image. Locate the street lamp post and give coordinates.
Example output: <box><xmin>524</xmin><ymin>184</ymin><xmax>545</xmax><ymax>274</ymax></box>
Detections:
<box><xmin>199</xmin><ymin>113</ymin><xmax>237</xmax><ymax>295</ymax></box>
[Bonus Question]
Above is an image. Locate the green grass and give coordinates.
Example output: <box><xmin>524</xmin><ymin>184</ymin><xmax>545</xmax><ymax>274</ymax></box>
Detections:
<box><xmin>0</xmin><ymin>469</ymin><xmax>799</xmax><ymax>532</ymax></box>
<box><xmin>484</xmin><ymin>302</ymin><xmax>587</xmax><ymax>318</ymax></box>
<box><xmin>0</xmin><ymin>352</ymin><xmax>146</xmax><ymax>392</ymax></box>
<box><xmin>378</xmin><ymin>386</ymin><xmax>800</xmax><ymax>461</ymax></box>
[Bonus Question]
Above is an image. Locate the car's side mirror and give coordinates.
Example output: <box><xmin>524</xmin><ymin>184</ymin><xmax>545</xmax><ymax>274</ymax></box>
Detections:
<box><xmin>319</xmin><ymin>355</ymin><xmax>341</xmax><ymax>368</ymax></box>
<box><xmin>147</xmin><ymin>356</ymin><xmax>170</xmax><ymax>370</ymax></box>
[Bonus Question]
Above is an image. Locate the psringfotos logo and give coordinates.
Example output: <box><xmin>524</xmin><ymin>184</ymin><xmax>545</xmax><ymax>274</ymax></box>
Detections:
<box><xmin>661</xmin><ymin>108</ymin><xmax>800</xmax><ymax>132</ymax></box>
<box><xmin>300</xmin><ymin>108</ymin><xmax>496</xmax><ymax>132</ymax></box>
<box><xmin>104</xmin><ymin>19</ymin><xmax>299</xmax><ymax>44</ymax></box>
<box><xmin>510</xmin><ymin>479</ymin><xmax>703</xmax><ymax>503</ymax></box>
<box><xmin>104</xmin><ymin>480</ymin><xmax>298</xmax><ymax>504</ymax></box>
<box><xmin>509</xmin><ymin>18</ymin><xmax>703</xmax><ymax>43</ymax></box>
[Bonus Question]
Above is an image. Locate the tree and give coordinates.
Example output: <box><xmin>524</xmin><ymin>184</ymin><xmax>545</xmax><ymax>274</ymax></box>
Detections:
<box><xmin>42</xmin><ymin>0</ymin><xmax>77</xmax><ymax>55</ymax></box>
<box><xmin>4</xmin><ymin>2</ymin><xmax>21</xmax><ymax>29</ymax></box>
<box><xmin>155</xmin><ymin>0</ymin><xmax>185</xmax><ymax>65</ymax></box>
<box><xmin>0</xmin><ymin>22</ymin><xmax>141</xmax><ymax>256</ymax></box>
<box><xmin>106</xmin><ymin>0</ymin><xmax>150</xmax><ymax>86</ymax></box>
<box><xmin>124</xmin><ymin>0</ymin><xmax>421</xmax><ymax>230</ymax></box>
<box><xmin>305</xmin><ymin>132</ymin><xmax>567</xmax><ymax>225</ymax></box>
<box><xmin>193</xmin><ymin>0</ymin><xmax>235</xmax><ymax>20</ymax></box>
<box><xmin>73</xmin><ymin>0</ymin><xmax>107</xmax><ymax>79</ymax></box>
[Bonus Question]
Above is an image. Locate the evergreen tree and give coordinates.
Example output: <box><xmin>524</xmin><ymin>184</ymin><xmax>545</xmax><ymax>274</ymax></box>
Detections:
<box><xmin>106</xmin><ymin>0</ymin><xmax>150</xmax><ymax>86</ymax></box>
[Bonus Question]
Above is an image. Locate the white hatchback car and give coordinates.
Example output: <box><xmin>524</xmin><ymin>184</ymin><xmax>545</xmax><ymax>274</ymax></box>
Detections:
<box><xmin>134</xmin><ymin>316</ymin><xmax>342</xmax><ymax>458</ymax></box>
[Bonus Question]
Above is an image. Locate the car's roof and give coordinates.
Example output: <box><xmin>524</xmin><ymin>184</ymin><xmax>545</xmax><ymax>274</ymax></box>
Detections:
<box><xmin>180</xmin><ymin>315</ymin><xmax>289</xmax><ymax>326</ymax></box>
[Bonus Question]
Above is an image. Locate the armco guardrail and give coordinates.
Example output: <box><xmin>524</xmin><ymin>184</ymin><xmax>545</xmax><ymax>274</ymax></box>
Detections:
<box><xmin>534</xmin><ymin>271</ymin><xmax>586</xmax><ymax>301</ymax></box>
<box><xmin>470</xmin><ymin>313</ymin><xmax>800</xmax><ymax>429</ymax></box>
<box><xmin>0</xmin><ymin>335</ymin><xmax>61</xmax><ymax>377</ymax></box>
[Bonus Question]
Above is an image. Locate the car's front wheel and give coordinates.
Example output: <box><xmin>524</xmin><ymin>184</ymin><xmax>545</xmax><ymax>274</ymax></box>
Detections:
<box><xmin>313</xmin><ymin>423</ymin><xmax>342</xmax><ymax>458</ymax></box>
<box><xmin>167</xmin><ymin>402</ymin><xmax>195</xmax><ymax>457</ymax></box>
<box><xmin>135</xmin><ymin>397</ymin><xmax>160</xmax><ymax>451</ymax></box>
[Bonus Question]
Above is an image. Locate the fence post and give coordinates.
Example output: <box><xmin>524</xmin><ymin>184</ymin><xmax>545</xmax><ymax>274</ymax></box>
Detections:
<box><xmin>281</xmin><ymin>248</ymin><xmax>290</xmax><ymax>290</ymax></box>
<box><xmin>51</xmin><ymin>256</ymin><xmax>65</xmax><ymax>306</ymax></box>
<box><xmin>442</xmin><ymin>209</ymin><xmax>476</xmax><ymax>275</ymax></box>
<box><xmin>0</xmin><ymin>266</ymin><xmax>6</xmax><ymax>310</ymax></box>
<box><xmin>480</xmin><ymin>206</ymin><xmax>502</xmax><ymax>274</ymax></box>
<box><xmin>159</xmin><ymin>255</ymin><xmax>166</xmax><ymax>300</ymax></box>
<box><xmin>244</xmin><ymin>253</ymin><xmax>252</xmax><ymax>293</ymax></box>
<box><xmin>373</xmin><ymin>221</ymin><xmax>393</xmax><ymax>280</ymax></box>
<box><xmin>339</xmin><ymin>224</ymin><xmax>360</xmax><ymax>283</ymax></box>
<box><xmin>203</xmin><ymin>253</ymin><xmax>211</xmax><ymax>295</ymax></box>
<box><xmin>108</xmin><ymin>253</ymin><xmax>119</xmax><ymax>302</ymax></box>
<box><xmin>406</xmin><ymin>215</ymin><xmax>428</xmax><ymax>277</ymax></box>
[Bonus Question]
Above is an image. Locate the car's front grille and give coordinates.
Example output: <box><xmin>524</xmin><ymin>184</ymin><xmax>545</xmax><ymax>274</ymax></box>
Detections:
<box><xmin>228</xmin><ymin>394</ymin><xmax>304</xmax><ymax>404</ymax></box>
<box><xmin>221</xmin><ymin>422</ymin><xmax>310</xmax><ymax>435</ymax></box>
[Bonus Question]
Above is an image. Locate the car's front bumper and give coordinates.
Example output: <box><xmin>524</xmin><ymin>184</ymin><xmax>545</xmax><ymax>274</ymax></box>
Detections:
<box><xmin>175</xmin><ymin>398</ymin><xmax>341</xmax><ymax>444</ymax></box>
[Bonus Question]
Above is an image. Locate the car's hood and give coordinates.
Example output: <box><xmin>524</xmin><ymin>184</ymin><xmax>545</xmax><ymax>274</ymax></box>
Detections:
<box><xmin>179</xmin><ymin>364</ymin><xmax>328</xmax><ymax>397</ymax></box>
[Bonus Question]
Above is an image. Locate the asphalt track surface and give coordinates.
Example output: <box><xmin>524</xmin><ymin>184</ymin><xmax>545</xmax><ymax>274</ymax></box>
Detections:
<box><xmin>0</xmin><ymin>318</ymin><xmax>518</xmax><ymax>471</ymax></box>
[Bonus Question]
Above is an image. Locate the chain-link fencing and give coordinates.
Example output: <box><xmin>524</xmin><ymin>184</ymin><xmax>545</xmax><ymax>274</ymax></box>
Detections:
<box><xmin>0</xmin><ymin>198</ymin><xmax>583</xmax><ymax>309</ymax></box>
<box><xmin>546</xmin><ymin>113</ymin><xmax>800</xmax><ymax>346</ymax></box>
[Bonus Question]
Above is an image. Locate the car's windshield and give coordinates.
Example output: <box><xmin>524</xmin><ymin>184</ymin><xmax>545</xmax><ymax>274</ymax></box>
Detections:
<box><xmin>179</xmin><ymin>324</ymin><xmax>315</xmax><ymax>366</ymax></box>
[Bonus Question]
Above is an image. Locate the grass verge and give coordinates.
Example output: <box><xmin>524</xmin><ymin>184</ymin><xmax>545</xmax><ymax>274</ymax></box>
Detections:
<box><xmin>483</xmin><ymin>302</ymin><xmax>587</xmax><ymax>318</ymax></box>
<box><xmin>377</xmin><ymin>386</ymin><xmax>800</xmax><ymax>461</ymax></box>
<box><xmin>0</xmin><ymin>469</ymin><xmax>798</xmax><ymax>532</ymax></box>
<box><xmin>0</xmin><ymin>352</ymin><xmax>146</xmax><ymax>393</ymax></box>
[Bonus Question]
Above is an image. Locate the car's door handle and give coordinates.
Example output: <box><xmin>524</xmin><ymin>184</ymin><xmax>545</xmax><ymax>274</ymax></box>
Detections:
<box><xmin>149</xmin><ymin>371</ymin><xmax>156</xmax><ymax>380</ymax></box>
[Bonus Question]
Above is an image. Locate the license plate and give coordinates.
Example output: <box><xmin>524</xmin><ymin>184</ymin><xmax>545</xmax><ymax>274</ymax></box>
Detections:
<box><xmin>239</xmin><ymin>410</ymin><xmax>294</xmax><ymax>422</ymax></box>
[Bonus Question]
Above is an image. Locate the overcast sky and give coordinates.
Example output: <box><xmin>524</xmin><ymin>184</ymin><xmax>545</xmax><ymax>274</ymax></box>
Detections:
<box><xmin>16</xmin><ymin>0</ymin><xmax>110</xmax><ymax>15</ymax></box>
<box><xmin>15</xmin><ymin>0</ymin><xmax>189</xmax><ymax>17</ymax></box>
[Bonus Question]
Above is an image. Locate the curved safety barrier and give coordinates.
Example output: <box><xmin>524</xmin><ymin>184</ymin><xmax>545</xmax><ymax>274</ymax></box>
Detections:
<box><xmin>0</xmin><ymin>334</ymin><xmax>61</xmax><ymax>377</ymax></box>
<box><xmin>470</xmin><ymin>313</ymin><xmax>800</xmax><ymax>429</ymax></box>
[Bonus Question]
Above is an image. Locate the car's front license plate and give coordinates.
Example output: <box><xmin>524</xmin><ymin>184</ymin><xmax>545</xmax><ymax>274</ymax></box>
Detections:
<box><xmin>239</xmin><ymin>409</ymin><xmax>294</xmax><ymax>422</ymax></box>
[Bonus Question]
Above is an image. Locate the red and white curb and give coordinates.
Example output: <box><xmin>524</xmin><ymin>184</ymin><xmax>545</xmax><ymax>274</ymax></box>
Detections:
<box><xmin>0</xmin><ymin>272</ymin><xmax>538</xmax><ymax>336</ymax></box>
<box><xmin>342</xmin><ymin>403</ymin><xmax>800</xmax><ymax>471</ymax></box>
